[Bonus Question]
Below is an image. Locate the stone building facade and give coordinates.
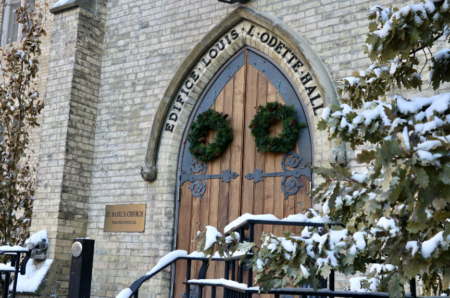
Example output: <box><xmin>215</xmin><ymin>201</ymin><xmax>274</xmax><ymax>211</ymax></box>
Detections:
<box><xmin>2</xmin><ymin>0</ymin><xmax>447</xmax><ymax>297</ymax></box>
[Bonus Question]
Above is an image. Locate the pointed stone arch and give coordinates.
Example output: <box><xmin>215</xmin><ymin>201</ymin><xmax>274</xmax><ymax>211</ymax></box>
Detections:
<box><xmin>140</xmin><ymin>6</ymin><xmax>345</xmax><ymax>182</ymax></box>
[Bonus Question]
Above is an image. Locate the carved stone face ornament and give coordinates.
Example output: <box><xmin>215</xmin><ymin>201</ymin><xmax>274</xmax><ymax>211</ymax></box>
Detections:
<box><xmin>28</xmin><ymin>238</ymin><xmax>49</xmax><ymax>260</ymax></box>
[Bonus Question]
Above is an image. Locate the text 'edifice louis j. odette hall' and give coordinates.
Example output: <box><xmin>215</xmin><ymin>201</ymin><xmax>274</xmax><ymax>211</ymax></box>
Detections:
<box><xmin>1</xmin><ymin>0</ymin><xmax>429</xmax><ymax>297</ymax></box>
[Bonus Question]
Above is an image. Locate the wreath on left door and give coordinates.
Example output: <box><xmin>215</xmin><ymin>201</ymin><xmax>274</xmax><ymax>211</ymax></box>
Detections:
<box><xmin>188</xmin><ymin>109</ymin><xmax>233</xmax><ymax>161</ymax></box>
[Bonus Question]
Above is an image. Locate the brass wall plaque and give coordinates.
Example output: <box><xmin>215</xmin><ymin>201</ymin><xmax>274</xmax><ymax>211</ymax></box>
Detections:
<box><xmin>104</xmin><ymin>204</ymin><xmax>146</xmax><ymax>232</ymax></box>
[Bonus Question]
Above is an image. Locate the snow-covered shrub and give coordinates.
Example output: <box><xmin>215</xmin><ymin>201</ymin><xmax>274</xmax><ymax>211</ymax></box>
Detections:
<box><xmin>0</xmin><ymin>2</ymin><xmax>46</xmax><ymax>250</ymax></box>
<box><xmin>194</xmin><ymin>1</ymin><xmax>450</xmax><ymax>297</ymax></box>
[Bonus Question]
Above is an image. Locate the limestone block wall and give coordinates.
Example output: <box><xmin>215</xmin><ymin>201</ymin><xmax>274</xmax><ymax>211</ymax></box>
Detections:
<box><xmin>30</xmin><ymin>1</ymin><xmax>108</xmax><ymax>295</ymax></box>
<box><xmin>16</xmin><ymin>0</ymin><xmax>449</xmax><ymax>297</ymax></box>
<box><xmin>86</xmin><ymin>0</ymin><xmax>448</xmax><ymax>297</ymax></box>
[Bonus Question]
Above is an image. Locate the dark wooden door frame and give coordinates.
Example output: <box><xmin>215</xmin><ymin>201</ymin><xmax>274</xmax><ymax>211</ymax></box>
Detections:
<box><xmin>170</xmin><ymin>46</ymin><xmax>315</xmax><ymax>298</ymax></box>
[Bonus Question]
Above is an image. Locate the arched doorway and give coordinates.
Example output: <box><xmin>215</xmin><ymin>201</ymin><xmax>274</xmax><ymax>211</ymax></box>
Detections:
<box><xmin>173</xmin><ymin>47</ymin><xmax>314</xmax><ymax>298</ymax></box>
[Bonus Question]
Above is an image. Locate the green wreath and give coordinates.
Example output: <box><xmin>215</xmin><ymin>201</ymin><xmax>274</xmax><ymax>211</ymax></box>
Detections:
<box><xmin>249</xmin><ymin>102</ymin><xmax>306</xmax><ymax>153</ymax></box>
<box><xmin>188</xmin><ymin>109</ymin><xmax>233</xmax><ymax>161</ymax></box>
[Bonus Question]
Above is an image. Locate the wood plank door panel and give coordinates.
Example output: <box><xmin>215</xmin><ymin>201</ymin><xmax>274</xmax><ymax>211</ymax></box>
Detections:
<box><xmin>175</xmin><ymin>48</ymin><xmax>312</xmax><ymax>298</ymax></box>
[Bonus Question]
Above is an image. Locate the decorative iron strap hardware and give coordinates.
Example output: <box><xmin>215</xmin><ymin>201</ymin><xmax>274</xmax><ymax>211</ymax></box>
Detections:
<box><xmin>182</xmin><ymin>285</ymin><xmax>200</xmax><ymax>298</ymax></box>
<box><xmin>245</xmin><ymin>151</ymin><xmax>311</xmax><ymax>199</ymax></box>
<box><xmin>181</xmin><ymin>159</ymin><xmax>239</xmax><ymax>201</ymax></box>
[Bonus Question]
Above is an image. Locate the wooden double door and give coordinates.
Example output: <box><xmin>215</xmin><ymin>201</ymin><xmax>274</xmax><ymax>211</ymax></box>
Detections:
<box><xmin>174</xmin><ymin>48</ymin><xmax>313</xmax><ymax>298</ymax></box>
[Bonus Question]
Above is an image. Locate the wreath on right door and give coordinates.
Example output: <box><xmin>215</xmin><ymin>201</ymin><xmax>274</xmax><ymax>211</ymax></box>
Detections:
<box><xmin>249</xmin><ymin>102</ymin><xmax>306</xmax><ymax>153</ymax></box>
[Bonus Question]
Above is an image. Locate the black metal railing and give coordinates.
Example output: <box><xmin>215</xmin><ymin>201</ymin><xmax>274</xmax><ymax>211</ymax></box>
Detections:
<box><xmin>122</xmin><ymin>219</ymin><xmax>425</xmax><ymax>298</ymax></box>
<box><xmin>125</xmin><ymin>255</ymin><xmax>225</xmax><ymax>298</ymax></box>
<box><xmin>0</xmin><ymin>249</ymin><xmax>30</xmax><ymax>298</ymax></box>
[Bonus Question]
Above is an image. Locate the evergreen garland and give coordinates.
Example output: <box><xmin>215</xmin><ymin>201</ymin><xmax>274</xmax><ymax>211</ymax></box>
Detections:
<box><xmin>188</xmin><ymin>109</ymin><xmax>233</xmax><ymax>161</ymax></box>
<box><xmin>249</xmin><ymin>102</ymin><xmax>306</xmax><ymax>153</ymax></box>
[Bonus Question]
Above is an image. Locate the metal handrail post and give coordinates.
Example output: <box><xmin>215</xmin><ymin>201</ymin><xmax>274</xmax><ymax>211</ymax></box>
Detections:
<box><xmin>11</xmin><ymin>252</ymin><xmax>21</xmax><ymax>298</ymax></box>
<box><xmin>2</xmin><ymin>272</ymin><xmax>10</xmax><ymax>298</ymax></box>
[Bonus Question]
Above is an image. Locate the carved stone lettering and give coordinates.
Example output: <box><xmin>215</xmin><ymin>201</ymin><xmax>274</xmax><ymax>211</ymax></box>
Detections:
<box><xmin>185</xmin><ymin>80</ymin><xmax>194</xmax><ymax>89</ymax></box>
<box><xmin>268</xmin><ymin>36</ymin><xmax>277</xmax><ymax>47</ymax></box>
<box><xmin>313</xmin><ymin>104</ymin><xmax>324</xmax><ymax>115</ymax></box>
<box><xmin>274</xmin><ymin>41</ymin><xmax>285</xmax><ymax>54</ymax></box>
<box><xmin>190</xmin><ymin>71</ymin><xmax>199</xmax><ymax>82</ymax></box>
<box><xmin>231</xmin><ymin>29</ymin><xmax>238</xmax><ymax>40</ymax></box>
<box><xmin>176</xmin><ymin>95</ymin><xmax>184</xmax><ymax>105</ymax></box>
<box><xmin>305</xmin><ymin>85</ymin><xmax>316</xmax><ymax>97</ymax></box>
<box><xmin>165</xmin><ymin>123</ymin><xmax>174</xmax><ymax>132</ymax></box>
<box><xmin>163</xmin><ymin>23</ymin><xmax>325</xmax><ymax>133</ymax></box>
<box><xmin>225</xmin><ymin>35</ymin><xmax>232</xmax><ymax>44</ymax></box>
<box><xmin>202</xmin><ymin>57</ymin><xmax>211</xmax><ymax>66</ymax></box>
<box><xmin>209</xmin><ymin>48</ymin><xmax>218</xmax><ymax>58</ymax></box>
<box><xmin>260</xmin><ymin>32</ymin><xmax>270</xmax><ymax>43</ymax></box>
<box><xmin>310</xmin><ymin>94</ymin><xmax>321</xmax><ymax>104</ymax></box>
<box><xmin>247</xmin><ymin>25</ymin><xmax>255</xmax><ymax>37</ymax></box>
<box><xmin>300</xmin><ymin>73</ymin><xmax>313</xmax><ymax>85</ymax></box>
<box><xmin>169</xmin><ymin>113</ymin><xmax>178</xmax><ymax>122</ymax></box>
<box><xmin>217</xmin><ymin>40</ymin><xmax>225</xmax><ymax>51</ymax></box>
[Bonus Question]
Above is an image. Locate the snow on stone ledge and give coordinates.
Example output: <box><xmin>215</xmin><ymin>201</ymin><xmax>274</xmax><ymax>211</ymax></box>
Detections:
<box><xmin>26</xmin><ymin>230</ymin><xmax>48</xmax><ymax>246</ymax></box>
<box><xmin>145</xmin><ymin>250</ymin><xmax>187</xmax><ymax>276</ymax></box>
<box><xmin>52</xmin><ymin>0</ymin><xmax>73</xmax><ymax>8</ymax></box>
<box><xmin>10</xmin><ymin>259</ymin><xmax>53</xmax><ymax>293</ymax></box>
